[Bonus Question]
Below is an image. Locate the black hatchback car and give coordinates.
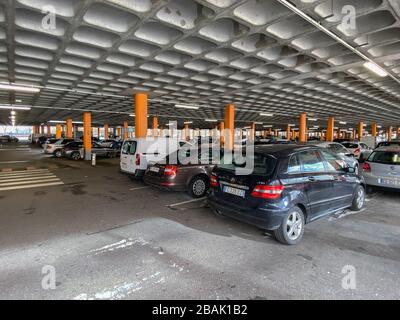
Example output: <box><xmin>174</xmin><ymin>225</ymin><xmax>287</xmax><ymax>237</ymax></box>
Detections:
<box><xmin>208</xmin><ymin>145</ymin><xmax>366</xmax><ymax>245</ymax></box>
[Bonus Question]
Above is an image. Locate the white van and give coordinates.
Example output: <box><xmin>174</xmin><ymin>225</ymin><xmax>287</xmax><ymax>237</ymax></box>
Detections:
<box><xmin>120</xmin><ymin>137</ymin><xmax>186</xmax><ymax>179</ymax></box>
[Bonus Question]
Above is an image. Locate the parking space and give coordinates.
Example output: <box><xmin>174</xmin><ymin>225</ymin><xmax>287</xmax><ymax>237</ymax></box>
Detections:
<box><xmin>0</xmin><ymin>144</ymin><xmax>399</xmax><ymax>300</ymax></box>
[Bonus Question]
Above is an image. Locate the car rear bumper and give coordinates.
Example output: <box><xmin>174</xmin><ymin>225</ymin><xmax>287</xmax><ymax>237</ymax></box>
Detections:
<box><xmin>143</xmin><ymin>174</ymin><xmax>186</xmax><ymax>192</ymax></box>
<box><xmin>207</xmin><ymin>194</ymin><xmax>285</xmax><ymax>231</ymax></box>
<box><xmin>363</xmin><ymin>174</ymin><xmax>400</xmax><ymax>189</ymax></box>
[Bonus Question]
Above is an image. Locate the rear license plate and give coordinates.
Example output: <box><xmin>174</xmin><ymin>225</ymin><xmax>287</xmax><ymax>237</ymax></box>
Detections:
<box><xmin>223</xmin><ymin>186</ymin><xmax>245</xmax><ymax>198</ymax></box>
<box><xmin>149</xmin><ymin>166</ymin><xmax>160</xmax><ymax>173</ymax></box>
<box><xmin>379</xmin><ymin>178</ymin><xmax>400</xmax><ymax>186</ymax></box>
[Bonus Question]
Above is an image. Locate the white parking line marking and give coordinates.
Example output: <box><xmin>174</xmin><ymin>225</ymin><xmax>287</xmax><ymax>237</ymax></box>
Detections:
<box><xmin>0</xmin><ymin>169</ymin><xmax>64</xmax><ymax>191</ymax></box>
<box><xmin>167</xmin><ymin>197</ymin><xmax>207</xmax><ymax>207</ymax></box>
<box><xmin>129</xmin><ymin>186</ymin><xmax>151</xmax><ymax>191</ymax></box>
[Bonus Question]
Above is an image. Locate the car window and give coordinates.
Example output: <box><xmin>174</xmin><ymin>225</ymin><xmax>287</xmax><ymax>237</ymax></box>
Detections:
<box><xmin>287</xmin><ymin>155</ymin><xmax>301</xmax><ymax>173</ymax></box>
<box><xmin>368</xmin><ymin>151</ymin><xmax>400</xmax><ymax>165</ymax></box>
<box><xmin>342</xmin><ymin>143</ymin><xmax>358</xmax><ymax>149</ymax></box>
<box><xmin>360</xmin><ymin>143</ymin><xmax>369</xmax><ymax>149</ymax></box>
<box><xmin>298</xmin><ymin>150</ymin><xmax>325</xmax><ymax>173</ymax></box>
<box><xmin>320</xmin><ymin>150</ymin><xmax>346</xmax><ymax>172</ymax></box>
<box><xmin>121</xmin><ymin>141</ymin><xmax>137</xmax><ymax>155</ymax></box>
<box><xmin>218</xmin><ymin>153</ymin><xmax>277</xmax><ymax>176</ymax></box>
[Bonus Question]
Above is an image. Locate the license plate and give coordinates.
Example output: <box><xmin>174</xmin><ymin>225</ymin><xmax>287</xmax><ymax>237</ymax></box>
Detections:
<box><xmin>379</xmin><ymin>178</ymin><xmax>400</xmax><ymax>186</ymax></box>
<box><xmin>149</xmin><ymin>166</ymin><xmax>160</xmax><ymax>173</ymax></box>
<box><xmin>223</xmin><ymin>186</ymin><xmax>245</xmax><ymax>198</ymax></box>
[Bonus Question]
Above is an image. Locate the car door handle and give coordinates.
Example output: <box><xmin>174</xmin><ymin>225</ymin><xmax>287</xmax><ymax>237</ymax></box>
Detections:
<box><xmin>308</xmin><ymin>177</ymin><xmax>316</xmax><ymax>182</ymax></box>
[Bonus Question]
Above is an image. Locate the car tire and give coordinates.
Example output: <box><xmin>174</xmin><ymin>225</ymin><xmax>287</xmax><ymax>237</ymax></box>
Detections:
<box><xmin>71</xmin><ymin>152</ymin><xmax>81</xmax><ymax>161</ymax></box>
<box><xmin>188</xmin><ymin>175</ymin><xmax>209</xmax><ymax>198</ymax></box>
<box><xmin>351</xmin><ymin>185</ymin><xmax>366</xmax><ymax>211</ymax></box>
<box><xmin>273</xmin><ymin>206</ymin><xmax>305</xmax><ymax>245</ymax></box>
<box><xmin>54</xmin><ymin>149</ymin><xmax>62</xmax><ymax>158</ymax></box>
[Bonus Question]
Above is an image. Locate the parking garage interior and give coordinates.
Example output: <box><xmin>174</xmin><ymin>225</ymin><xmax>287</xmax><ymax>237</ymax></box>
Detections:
<box><xmin>0</xmin><ymin>0</ymin><xmax>400</xmax><ymax>301</ymax></box>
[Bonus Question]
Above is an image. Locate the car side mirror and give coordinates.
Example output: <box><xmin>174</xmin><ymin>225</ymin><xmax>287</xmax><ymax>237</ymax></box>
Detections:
<box><xmin>343</xmin><ymin>166</ymin><xmax>355</xmax><ymax>174</ymax></box>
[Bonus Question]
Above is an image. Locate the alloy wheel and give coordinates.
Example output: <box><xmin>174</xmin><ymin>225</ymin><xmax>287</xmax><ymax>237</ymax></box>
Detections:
<box><xmin>356</xmin><ymin>188</ymin><xmax>365</xmax><ymax>209</ymax></box>
<box><xmin>286</xmin><ymin>211</ymin><xmax>303</xmax><ymax>241</ymax></box>
<box><xmin>192</xmin><ymin>179</ymin><xmax>206</xmax><ymax>196</ymax></box>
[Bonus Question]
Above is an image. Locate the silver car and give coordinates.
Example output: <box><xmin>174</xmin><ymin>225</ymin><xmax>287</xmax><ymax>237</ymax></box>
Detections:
<box><xmin>362</xmin><ymin>146</ymin><xmax>400</xmax><ymax>190</ymax></box>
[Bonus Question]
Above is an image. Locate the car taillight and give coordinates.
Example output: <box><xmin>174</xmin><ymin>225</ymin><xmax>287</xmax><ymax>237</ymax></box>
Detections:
<box><xmin>135</xmin><ymin>153</ymin><xmax>141</xmax><ymax>166</ymax></box>
<box><xmin>355</xmin><ymin>148</ymin><xmax>361</xmax><ymax>154</ymax></box>
<box><xmin>164</xmin><ymin>165</ymin><xmax>178</xmax><ymax>176</ymax></box>
<box><xmin>47</xmin><ymin>146</ymin><xmax>51</xmax><ymax>149</ymax></box>
<box><xmin>363</xmin><ymin>162</ymin><xmax>371</xmax><ymax>173</ymax></box>
<box><xmin>210</xmin><ymin>174</ymin><xmax>218</xmax><ymax>187</ymax></box>
<box><xmin>251</xmin><ymin>185</ymin><xmax>284</xmax><ymax>199</ymax></box>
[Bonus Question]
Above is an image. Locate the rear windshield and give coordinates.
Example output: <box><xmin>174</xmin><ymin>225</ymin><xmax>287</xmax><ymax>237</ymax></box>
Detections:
<box><xmin>368</xmin><ymin>151</ymin><xmax>400</xmax><ymax>165</ymax></box>
<box><xmin>121</xmin><ymin>141</ymin><xmax>137</xmax><ymax>155</ymax></box>
<box><xmin>217</xmin><ymin>153</ymin><xmax>277</xmax><ymax>176</ymax></box>
<box><xmin>342</xmin><ymin>143</ymin><xmax>358</xmax><ymax>148</ymax></box>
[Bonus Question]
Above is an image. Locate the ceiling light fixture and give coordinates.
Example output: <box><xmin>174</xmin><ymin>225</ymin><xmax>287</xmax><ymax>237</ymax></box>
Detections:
<box><xmin>205</xmin><ymin>119</ymin><xmax>218</xmax><ymax>122</ymax></box>
<box><xmin>363</xmin><ymin>62</ymin><xmax>388</xmax><ymax>77</ymax></box>
<box><xmin>0</xmin><ymin>105</ymin><xmax>31</xmax><ymax>110</ymax></box>
<box><xmin>175</xmin><ymin>104</ymin><xmax>199</xmax><ymax>110</ymax></box>
<box><xmin>260</xmin><ymin>113</ymin><xmax>274</xmax><ymax>117</ymax></box>
<box><xmin>0</xmin><ymin>83</ymin><xmax>41</xmax><ymax>93</ymax></box>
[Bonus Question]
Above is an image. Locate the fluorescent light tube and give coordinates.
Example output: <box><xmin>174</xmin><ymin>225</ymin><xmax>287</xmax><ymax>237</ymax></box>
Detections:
<box><xmin>0</xmin><ymin>105</ymin><xmax>31</xmax><ymax>110</ymax></box>
<box><xmin>363</xmin><ymin>62</ymin><xmax>388</xmax><ymax>77</ymax></box>
<box><xmin>0</xmin><ymin>83</ymin><xmax>40</xmax><ymax>93</ymax></box>
<box><xmin>175</xmin><ymin>104</ymin><xmax>199</xmax><ymax>110</ymax></box>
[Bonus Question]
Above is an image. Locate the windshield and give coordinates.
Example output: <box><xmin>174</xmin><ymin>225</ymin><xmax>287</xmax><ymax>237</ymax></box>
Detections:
<box><xmin>368</xmin><ymin>151</ymin><xmax>400</xmax><ymax>165</ymax></box>
<box><xmin>217</xmin><ymin>153</ymin><xmax>277</xmax><ymax>176</ymax></box>
<box><xmin>342</xmin><ymin>143</ymin><xmax>358</xmax><ymax>149</ymax></box>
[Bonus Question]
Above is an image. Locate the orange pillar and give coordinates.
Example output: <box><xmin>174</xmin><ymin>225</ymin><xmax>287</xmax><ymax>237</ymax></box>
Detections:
<box><xmin>66</xmin><ymin>119</ymin><xmax>73</xmax><ymax>139</ymax></box>
<box><xmin>397</xmin><ymin>127</ymin><xmax>400</xmax><ymax>140</ymax></box>
<box><xmin>371</xmin><ymin>123</ymin><xmax>377</xmax><ymax>138</ymax></box>
<box><xmin>286</xmin><ymin>124</ymin><xmax>291</xmax><ymax>141</ymax></box>
<box><xmin>83</xmin><ymin>112</ymin><xmax>92</xmax><ymax>161</ymax></box>
<box><xmin>123</xmin><ymin>121</ymin><xmax>129</xmax><ymax>140</ymax></box>
<box><xmin>55</xmin><ymin>124</ymin><xmax>62</xmax><ymax>139</ymax></box>
<box><xmin>249</xmin><ymin>122</ymin><xmax>256</xmax><ymax>142</ymax></box>
<box><xmin>135</xmin><ymin>93</ymin><xmax>148</xmax><ymax>138</ymax></box>
<box><xmin>219</xmin><ymin>121</ymin><xmax>225</xmax><ymax>146</ymax></box>
<box><xmin>104</xmin><ymin>123</ymin><xmax>109</xmax><ymax>140</ymax></box>
<box><xmin>225</xmin><ymin>104</ymin><xmax>235</xmax><ymax>150</ymax></box>
<box><xmin>152</xmin><ymin>116</ymin><xmax>159</xmax><ymax>137</ymax></box>
<box><xmin>336</xmin><ymin>128</ymin><xmax>341</xmax><ymax>140</ymax></box>
<box><xmin>358</xmin><ymin>122</ymin><xmax>364</xmax><ymax>140</ymax></box>
<box><xmin>47</xmin><ymin>124</ymin><xmax>51</xmax><ymax>136</ymax></box>
<box><xmin>388</xmin><ymin>126</ymin><xmax>393</xmax><ymax>142</ymax></box>
<box><xmin>326</xmin><ymin>116</ymin><xmax>334</xmax><ymax>142</ymax></box>
<box><xmin>299</xmin><ymin>113</ymin><xmax>307</xmax><ymax>143</ymax></box>
<box><xmin>183</xmin><ymin>124</ymin><xmax>189</xmax><ymax>141</ymax></box>
<box><xmin>116</xmin><ymin>127</ymin><xmax>121</xmax><ymax>138</ymax></box>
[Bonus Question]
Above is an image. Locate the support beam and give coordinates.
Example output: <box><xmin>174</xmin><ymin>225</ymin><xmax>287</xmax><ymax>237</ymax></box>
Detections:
<box><xmin>286</xmin><ymin>124</ymin><xmax>291</xmax><ymax>141</ymax></box>
<box><xmin>225</xmin><ymin>104</ymin><xmax>235</xmax><ymax>150</ymax></box>
<box><xmin>371</xmin><ymin>123</ymin><xmax>377</xmax><ymax>138</ymax></box>
<box><xmin>299</xmin><ymin>113</ymin><xmax>307</xmax><ymax>143</ymax></box>
<box><xmin>219</xmin><ymin>121</ymin><xmax>225</xmax><ymax>146</ymax></box>
<box><xmin>47</xmin><ymin>124</ymin><xmax>51</xmax><ymax>137</ymax></box>
<box><xmin>123</xmin><ymin>121</ymin><xmax>129</xmax><ymax>140</ymax></box>
<box><xmin>104</xmin><ymin>123</ymin><xmax>109</xmax><ymax>140</ymax></box>
<box><xmin>358</xmin><ymin>122</ymin><xmax>364</xmax><ymax>140</ymax></box>
<box><xmin>66</xmin><ymin>119</ymin><xmax>73</xmax><ymax>139</ymax></box>
<box><xmin>83</xmin><ymin>112</ymin><xmax>92</xmax><ymax>161</ymax></box>
<box><xmin>152</xmin><ymin>116</ymin><xmax>158</xmax><ymax>137</ymax></box>
<box><xmin>183</xmin><ymin>123</ymin><xmax>189</xmax><ymax>141</ymax></box>
<box><xmin>388</xmin><ymin>126</ymin><xmax>393</xmax><ymax>142</ymax></box>
<box><xmin>326</xmin><ymin>117</ymin><xmax>334</xmax><ymax>142</ymax></box>
<box><xmin>56</xmin><ymin>124</ymin><xmax>62</xmax><ymax>139</ymax></box>
<box><xmin>135</xmin><ymin>93</ymin><xmax>148</xmax><ymax>138</ymax></box>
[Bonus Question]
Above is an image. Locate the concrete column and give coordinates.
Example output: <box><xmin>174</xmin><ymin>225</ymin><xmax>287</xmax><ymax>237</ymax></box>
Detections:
<box><xmin>299</xmin><ymin>113</ymin><xmax>307</xmax><ymax>143</ymax></box>
<box><xmin>47</xmin><ymin>124</ymin><xmax>51</xmax><ymax>136</ymax></box>
<box><xmin>56</xmin><ymin>124</ymin><xmax>62</xmax><ymax>139</ymax></box>
<box><xmin>358</xmin><ymin>122</ymin><xmax>364</xmax><ymax>140</ymax></box>
<box><xmin>104</xmin><ymin>123</ymin><xmax>109</xmax><ymax>140</ymax></box>
<box><xmin>286</xmin><ymin>124</ymin><xmax>291</xmax><ymax>141</ymax></box>
<box><xmin>135</xmin><ymin>93</ymin><xmax>148</xmax><ymax>138</ymax></box>
<box><xmin>83</xmin><ymin>112</ymin><xmax>92</xmax><ymax>161</ymax></box>
<box><xmin>66</xmin><ymin>119</ymin><xmax>73</xmax><ymax>139</ymax></box>
<box><xmin>326</xmin><ymin>117</ymin><xmax>334</xmax><ymax>142</ymax></box>
<box><xmin>184</xmin><ymin>124</ymin><xmax>189</xmax><ymax>141</ymax></box>
<box><xmin>371</xmin><ymin>123</ymin><xmax>377</xmax><ymax>138</ymax></box>
<box><xmin>225</xmin><ymin>104</ymin><xmax>235</xmax><ymax>150</ymax></box>
<box><xmin>219</xmin><ymin>121</ymin><xmax>225</xmax><ymax>146</ymax></box>
<box><xmin>152</xmin><ymin>116</ymin><xmax>158</xmax><ymax>137</ymax></box>
<box><xmin>388</xmin><ymin>126</ymin><xmax>393</xmax><ymax>142</ymax></box>
<box><xmin>123</xmin><ymin>121</ymin><xmax>129</xmax><ymax>140</ymax></box>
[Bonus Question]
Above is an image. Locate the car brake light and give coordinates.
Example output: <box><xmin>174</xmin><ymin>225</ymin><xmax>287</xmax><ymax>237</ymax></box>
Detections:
<box><xmin>362</xmin><ymin>162</ymin><xmax>371</xmax><ymax>173</ymax></box>
<box><xmin>135</xmin><ymin>153</ymin><xmax>141</xmax><ymax>166</ymax></box>
<box><xmin>355</xmin><ymin>148</ymin><xmax>361</xmax><ymax>154</ymax></box>
<box><xmin>164</xmin><ymin>165</ymin><xmax>178</xmax><ymax>176</ymax></box>
<box><xmin>47</xmin><ymin>146</ymin><xmax>51</xmax><ymax>149</ymax></box>
<box><xmin>251</xmin><ymin>185</ymin><xmax>284</xmax><ymax>199</ymax></box>
<box><xmin>210</xmin><ymin>174</ymin><xmax>218</xmax><ymax>187</ymax></box>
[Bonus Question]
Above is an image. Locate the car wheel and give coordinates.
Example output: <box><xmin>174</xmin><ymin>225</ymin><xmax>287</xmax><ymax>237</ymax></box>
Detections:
<box><xmin>273</xmin><ymin>206</ymin><xmax>305</xmax><ymax>245</ymax></box>
<box><xmin>71</xmin><ymin>152</ymin><xmax>81</xmax><ymax>161</ymax></box>
<box><xmin>188</xmin><ymin>175</ymin><xmax>209</xmax><ymax>198</ymax></box>
<box><xmin>351</xmin><ymin>185</ymin><xmax>365</xmax><ymax>211</ymax></box>
<box><xmin>54</xmin><ymin>149</ymin><xmax>62</xmax><ymax>158</ymax></box>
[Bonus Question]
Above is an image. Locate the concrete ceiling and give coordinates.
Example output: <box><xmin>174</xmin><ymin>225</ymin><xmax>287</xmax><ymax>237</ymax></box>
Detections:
<box><xmin>0</xmin><ymin>0</ymin><xmax>400</xmax><ymax>131</ymax></box>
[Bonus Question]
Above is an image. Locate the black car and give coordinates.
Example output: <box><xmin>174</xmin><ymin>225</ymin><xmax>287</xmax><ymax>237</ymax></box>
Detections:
<box><xmin>375</xmin><ymin>141</ymin><xmax>400</xmax><ymax>149</ymax></box>
<box><xmin>208</xmin><ymin>145</ymin><xmax>366</xmax><ymax>245</ymax></box>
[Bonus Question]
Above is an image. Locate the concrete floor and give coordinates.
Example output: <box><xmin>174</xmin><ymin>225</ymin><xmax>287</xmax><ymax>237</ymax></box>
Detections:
<box><xmin>0</xmin><ymin>142</ymin><xmax>399</xmax><ymax>300</ymax></box>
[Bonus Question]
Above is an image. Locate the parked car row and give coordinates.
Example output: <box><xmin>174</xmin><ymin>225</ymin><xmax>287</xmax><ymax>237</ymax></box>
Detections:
<box><xmin>118</xmin><ymin>138</ymin><xmax>370</xmax><ymax>245</ymax></box>
<box><xmin>0</xmin><ymin>135</ymin><xmax>19</xmax><ymax>143</ymax></box>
